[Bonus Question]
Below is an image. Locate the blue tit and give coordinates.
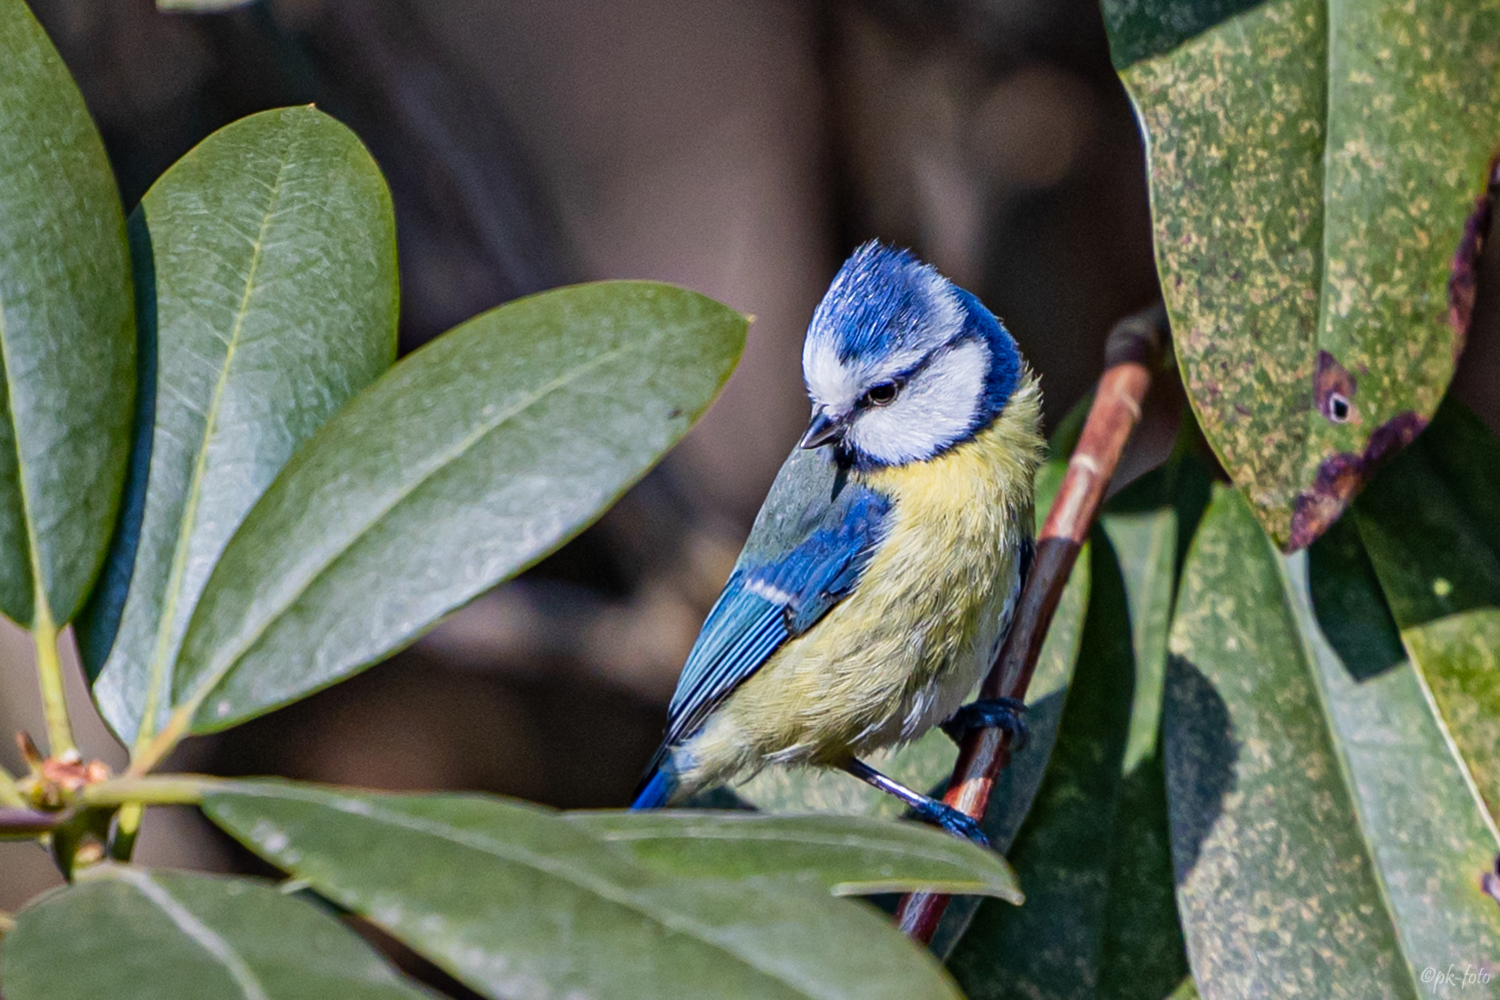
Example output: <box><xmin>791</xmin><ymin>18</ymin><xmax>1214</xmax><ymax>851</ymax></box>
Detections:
<box><xmin>631</xmin><ymin>241</ymin><xmax>1043</xmax><ymax>843</ymax></box>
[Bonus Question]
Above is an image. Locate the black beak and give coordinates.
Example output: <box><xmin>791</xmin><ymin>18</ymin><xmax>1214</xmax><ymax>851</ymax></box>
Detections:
<box><xmin>799</xmin><ymin>409</ymin><xmax>845</xmax><ymax>449</ymax></box>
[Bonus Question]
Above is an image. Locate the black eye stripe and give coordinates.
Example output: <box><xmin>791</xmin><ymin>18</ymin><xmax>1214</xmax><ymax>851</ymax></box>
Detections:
<box><xmin>876</xmin><ymin>335</ymin><xmax>974</xmax><ymax>389</ymax></box>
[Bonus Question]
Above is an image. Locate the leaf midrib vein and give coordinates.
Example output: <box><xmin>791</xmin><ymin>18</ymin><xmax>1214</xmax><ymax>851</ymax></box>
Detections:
<box><xmin>140</xmin><ymin>143</ymin><xmax>293</xmax><ymax>744</ymax></box>
<box><xmin>0</xmin><ymin>277</ymin><xmax>44</xmax><ymax>624</ymax></box>
<box><xmin>225</xmin><ymin>787</ymin><xmax>832</xmax><ymax>1000</ymax></box>
<box><xmin>586</xmin><ymin>825</ymin><xmax>986</xmax><ymax>867</ymax></box>
<box><xmin>183</xmin><ymin>337</ymin><xmax>638</xmax><ymax>713</ymax></box>
<box><xmin>111</xmin><ymin>867</ymin><xmax>270</xmax><ymax>1000</ymax></box>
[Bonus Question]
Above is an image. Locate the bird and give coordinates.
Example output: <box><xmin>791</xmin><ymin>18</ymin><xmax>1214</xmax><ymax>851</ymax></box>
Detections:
<box><xmin>631</xmin><ymin>241</ymin><xmax>1043</xmax><ymax>843</ymax></box>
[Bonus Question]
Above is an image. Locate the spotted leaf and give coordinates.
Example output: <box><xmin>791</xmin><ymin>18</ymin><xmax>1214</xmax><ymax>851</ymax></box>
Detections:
<box><xmin>1104</xmin><ymin>0</ymin><xmax>1500</xmax><ymax>549</ymax></box>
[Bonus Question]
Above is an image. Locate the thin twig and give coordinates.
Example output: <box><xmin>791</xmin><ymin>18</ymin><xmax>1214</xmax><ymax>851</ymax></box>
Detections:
<box><xmin>81</xmin><ymin>774</ymin><xmax>215</xmax><ymax>809</ymax></box>
<box><xmin>0</xmin><ymin>776</ymin><xmax>213</xmax><ymax>844</ymax></box>
<box><xmin>0</xmin><ymin>808</ymin><xmax>62</xmax><ymax>836</ymax></box>
<box><xmin>895</xmin><ymin>302</ymin><xmax>1167</xmax><ymax>942</ymax></box>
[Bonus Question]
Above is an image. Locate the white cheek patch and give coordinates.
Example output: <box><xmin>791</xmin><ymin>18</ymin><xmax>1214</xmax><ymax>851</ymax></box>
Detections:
<box><xmin>845</xmin><ymin>339</ymin><xmax>990</xmax><ymax>465</ymax></box>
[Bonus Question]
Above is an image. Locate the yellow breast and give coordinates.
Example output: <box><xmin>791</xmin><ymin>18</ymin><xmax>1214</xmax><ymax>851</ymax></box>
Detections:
<box><xmin>684</xmin><ymin>373</ymin><xmax>1044</xmax><ymax>786</ymax></box>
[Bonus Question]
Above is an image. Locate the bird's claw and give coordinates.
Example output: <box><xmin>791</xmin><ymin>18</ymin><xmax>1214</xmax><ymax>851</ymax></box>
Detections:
<box><xmin>941</xmin><ymin>697</ymin><xmax>1029</xmax><ymax>750</ymax></box>
<box><xmin>913</xmin><ymin>799</ymin><xmax>990</xmax><ymax>848</ymax></box>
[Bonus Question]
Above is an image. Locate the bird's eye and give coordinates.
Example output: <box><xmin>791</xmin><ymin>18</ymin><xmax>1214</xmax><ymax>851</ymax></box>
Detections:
<box><xmin>862</xmin><ymin>381</ymin><xmax>900</xmax><ymax>407</ymax></box>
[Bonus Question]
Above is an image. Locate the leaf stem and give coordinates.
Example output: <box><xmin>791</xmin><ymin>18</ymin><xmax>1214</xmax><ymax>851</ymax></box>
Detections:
<box><xmin>0</xmin><ymin>909</ymin><xmax>14</xmax><ymax>935</ymax></box>
<box><xmin>31</xmin><ymin>605</ymin><xmax>75</xmax><ymax>758</ymax></box>
<box><xmin>81</xmin><ymin>774</ymin><xmax>213</xmax><ymax>809</ymax></box>
<box><xmin>894</xmin><ymin>301</ymin><xmax>1166</xmax><ymax>942</ymax></box>
<box><xmin>124</xmin><ymin>704</ymin><xmax>193</xmax><ymax>778</ymax></box>
<box><xmin>0</xmin><ymin>808</ymin><xmax>61</xmax><ymax>836</ymax></box>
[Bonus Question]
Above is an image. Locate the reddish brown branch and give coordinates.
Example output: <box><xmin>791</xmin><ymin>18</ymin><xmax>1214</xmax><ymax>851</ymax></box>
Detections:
<box><xmin>895</xmin><ymin>302</ymin><xmax>1167</xmax><ymax>943</ymax></box>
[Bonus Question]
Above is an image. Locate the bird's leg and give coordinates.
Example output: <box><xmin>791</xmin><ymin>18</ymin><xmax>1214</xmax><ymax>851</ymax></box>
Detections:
<box><xmin>839</xmin><ymin>758</ymin><xmax>989</xmax><ymax>847</ymax></box>
<box><xmin>941</xmin><ymin>697</ymin><xmax>1028</xmax><ymax>750</ymax></box>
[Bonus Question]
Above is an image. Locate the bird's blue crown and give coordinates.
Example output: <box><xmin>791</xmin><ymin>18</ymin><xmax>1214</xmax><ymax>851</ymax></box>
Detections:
<box><xmin>801</xmin><ymin>242</ymin><xmax>1023</xmax><ymax>468</ymax></box>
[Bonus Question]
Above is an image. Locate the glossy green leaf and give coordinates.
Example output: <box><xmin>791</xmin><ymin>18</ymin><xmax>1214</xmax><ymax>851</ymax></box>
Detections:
<box><xmin>1100</xmin><ymin>0</ymin><xmax>1262</xmax><ymax>69</ymax></box>
<box><xmin>1306</xmin><ymin>513</ymin><xmax>1407</xmax><ymax>684</ymax></box>
<box><xmin>1110</xmin><ymin>0</ymin><xmax>1500</xmax><ymax>550</ymax></box>
<box><xmin>565</xmin><ymin>810</ymin><xmax>1022</xmax><ymax>900</ymax></box>
<box><xmin>170</xmin><ymin>282</ymin><xmax>744</xmax><ymax>733</ymax></box>
<box><xmin>0</xmin><ymin>0</ymin><xmax>135</xmax><ymax>626</ymax></box>
<box><xmin>203</xmin><ymin>780</ymin><xmax>961</xmax><ymax>1000</ymax></box>
<box><xmin>1096</xmin><ymin>466</ymin><xmax>1205</xmax><ymax>1000</ymax></box>
<box><xmin>1354</xmin><ymin>397</ymin><xmax>1500</xmax><ymax>828</ymax></box>
<box><xmin>947</xmin><ymin>460</ymin><xmax>1198</xmax><ymax>999</ymax></box>
<box><xmin>79</xmin><ymin>107</ymin><xmax>398</xmax><ymax>747</ymax></box>
<box><xmin>1295</xmin><ymin>528</ymin><xmax>1500</xmax><ymax>974</ymax></box>
<box><xmin>0</xmin><ymin>865</ymin><xmax>433</xmax><ymax>999</ymax></box>
<box><xmin>1165</xmin><ymin>486</ymin><xmax>1500</xmax><ymax>998</ymax></box>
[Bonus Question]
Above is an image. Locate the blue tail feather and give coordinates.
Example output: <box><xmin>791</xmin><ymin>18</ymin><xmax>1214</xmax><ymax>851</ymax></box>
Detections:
<box><xmin>631</xmin><ymin>768</ymin><xmax>677</xmax><ymax>810</ymax></box>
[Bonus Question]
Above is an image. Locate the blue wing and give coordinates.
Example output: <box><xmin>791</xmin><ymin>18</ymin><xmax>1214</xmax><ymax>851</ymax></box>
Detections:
<box><xmin>659</xmin><ymin>446</ymin><xmax>892</xmax><ymax>751</ymax></box>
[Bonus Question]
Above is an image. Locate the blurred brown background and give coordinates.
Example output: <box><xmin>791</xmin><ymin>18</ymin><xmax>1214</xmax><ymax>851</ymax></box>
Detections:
<box><xmin>3</xmin><ymin>0</ymin><xmax>1496</xmax><ymax>915</ymax></box>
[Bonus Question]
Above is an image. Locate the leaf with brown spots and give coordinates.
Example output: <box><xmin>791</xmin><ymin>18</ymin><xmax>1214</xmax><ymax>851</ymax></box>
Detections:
<box><xmin>1103</xmin><ymin>0</ymin><xmax>1500</xmax><ymax>549</ymax></box>
<box><xmin>1166</xmin><ymin>486</ymin><xmax>1500</xmax><ymax>997</ymax></box>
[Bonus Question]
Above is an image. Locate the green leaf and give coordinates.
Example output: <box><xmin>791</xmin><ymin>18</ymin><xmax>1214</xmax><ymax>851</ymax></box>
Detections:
<box><xmin>1295</xmin><ymin>525</ymin><xmax>1500</xmax><ymax>976</ymax></box>
<box><xmin>1100</xmin><ymin>0</ymin><xmax>1263</xmax><ymax>69</ymax></box>
<box><xmin>1306</xmin><ymin>514</ymin><xmax>1407</xmax><ymax>683</ymax></box>
<box><xmin>946</xmin><ymin>464</ymin><xmax>1196</xmax><ymax>999</ymax></box>
<box><xmin>0</xmin><ymin>865</ymin><xmax>434</xmax><ymax>999</ymax></box>
<box><xmin>0</xmin><ymin>0</ymin><xmax>135</xmax><ymax>626</ymax></box>
<box><xmin>78</xmin><ymin>107</ymin><xmax>398</xmax><ymax>748</ymax></box>
<box><xmin>169</xmin><ymin>281</ymin><xmax>744</xmax><ymax>733</ymax></box>
<box><xmin>203</xmin><ymin>780</ymin><xmax>962</xmax><ymax>1000</ymax></box>
<box><xmin>1353</xmin><ymin>397</ymin><xmax>1500</xmax><ymax>828</ymax></box>
<box><xmin>565</xmin><ymin>810</ymin><xmax>1022</xmax><ymax>900</ymax></box>
<box><xmin>1110</xmin><ymin>0</ymin><xmax>1500</xmax><ymax>550</ymax></box>
<box><xmin>1096</xmin><ymin>469</ymin><xmax>1205</xmax><ymax>1000</ymax></box>
<box><xmin>1164</xmin><ymin>486</ymin><xmax>1500</xmax><ymax>997</ymax></box>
